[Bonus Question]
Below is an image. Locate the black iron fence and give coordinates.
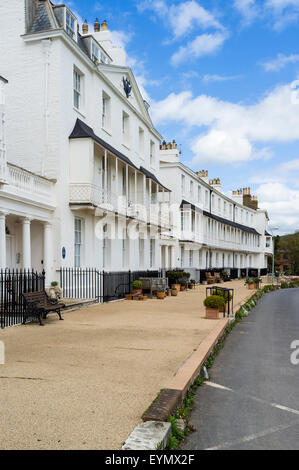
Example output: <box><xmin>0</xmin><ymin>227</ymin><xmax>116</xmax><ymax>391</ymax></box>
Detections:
<box><xmin>59</xmin><ymin>268</ymin><xmax>161</xmax><ymax>303</ymax></box>
<box><xmin>0</xmin><ymin>269</ymin><xmax>45</xmax><ymax>328</ymax></box>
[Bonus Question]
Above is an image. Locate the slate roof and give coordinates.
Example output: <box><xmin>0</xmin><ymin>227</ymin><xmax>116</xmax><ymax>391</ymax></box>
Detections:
<box><xmin>69</xmin><ymin>119</ymin><xmax>170</xmax><ymax>191</ymax></box>
<box><xmin>203</xmin><ymin>210</ymin><xmax>261</xmax><ymax>235</ymax></box>
<box><xmin>31</xmin><ymin>3</ymin><xmax>53</xmax><ymax>33</ymax></box>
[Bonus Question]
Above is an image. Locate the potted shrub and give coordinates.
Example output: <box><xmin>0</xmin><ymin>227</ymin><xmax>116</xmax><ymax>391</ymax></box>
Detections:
<box><xmin>188</xmin><ymin>279</ymin><xmax>196</xmax><ymax>289</ymax></box>
<box><xmin>211</xmin><ymin>289</ymin><xmax>232</xmax><ymax>313</ymax></box>
<box><xmin>157</xmin><ymin>289</ymin><xmax>166</xmax><ymax>299</ymax></box>
<box><xmin>245</xmin><ymin>278</ymin><xmax>262</xmax><ymax>290</ymax></box>
<box><xmin>180</xmin><ymin>281</ymin><xmax>187</xmax><ymax>291</ymax></box>
<box><xmin>204</xmin><ymin>295</ymin><xmax>226</xmax><ymax>319</ymax></box>
<box><xmin>132</xmin><ymin>280</ymin><xmax>143</xmax><ymax>295</ymax></box>
<box><xmin>245</xmin><ymin>278</ymin><xmax>256</xmax><ymax>290</ymax></box>
<box><xmin>168</xmin><ymin>271</ymin><xmax>183</xmax><ymax>291</ymax></box>
<box><xmin>171</xmin><ymin>287</ymin><xmax>178</xmax><ymax>297</ymax></box>
<box><xmin>47</xmin><ymin>281</ymin><xmax>62</xmax><ymax>300</ymax></box>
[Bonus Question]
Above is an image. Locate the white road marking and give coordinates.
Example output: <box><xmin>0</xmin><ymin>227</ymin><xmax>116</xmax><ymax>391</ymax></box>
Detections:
<box><xmin>205</xmin><ymin>422</ymin><xmax>298</xmax><ymax>450</ymax></box>
<box><xmin>271</xmin><ymin>403</ymin><xmax>299</xmax><ymax>416</ymax></box>
<box><xmin>205</xmin><ymin>381</ymin><xmax>233</xmax><ymax>392</ymax></box>
<box><xmin>204</xmin><ymin>381</ymin><xmax>299</xmax><ymax>416</ymax></box>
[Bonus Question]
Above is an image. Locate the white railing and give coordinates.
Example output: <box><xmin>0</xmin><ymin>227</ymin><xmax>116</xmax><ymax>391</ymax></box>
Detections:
<box><xmin>5</xmin><ymin>164</ymin><xmax>55</xmax><ymax>203</ymax></box>
<box><xmin>69</xmin><ymin>183</ymin><xmax>172</xmax><ymax>228</ymax></box>
<box><xmin>203</xmin><ymin>236</ymin><xmax>261</xmax><ymax>253</ymax></box>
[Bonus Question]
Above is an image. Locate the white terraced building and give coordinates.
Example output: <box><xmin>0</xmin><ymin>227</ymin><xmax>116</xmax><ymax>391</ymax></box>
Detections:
<box><xmin>0</xmin><ymin>0</ymin><xmax>172</xmax><ymax>286</ymax></box>
<box><xmin>0</xmin><ymin>0</ymin><xmax>271</xmax><ymax>292</ymax></box>
<box><xmin>159</xmin><ymin>143</ymin><xmax>272</xmax><ymax>281</ymax></box>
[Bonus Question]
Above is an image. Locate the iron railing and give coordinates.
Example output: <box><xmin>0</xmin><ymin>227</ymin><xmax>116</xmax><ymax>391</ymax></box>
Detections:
<box><xmin>59</xmin><ymin>268</ymin><xmax>161</xmax><ymax>303</ymax></box>
<box><xmin>0</xmin><ymin>269</ymin><xmax>45</xmax><ymax>328</ymax></box>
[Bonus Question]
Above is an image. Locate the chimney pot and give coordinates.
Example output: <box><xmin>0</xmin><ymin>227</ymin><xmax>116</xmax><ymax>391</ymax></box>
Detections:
<box><xmin>82</xmin><ymin>20</ymin><xmax>88</xmax><ymax>35</ymax></box>
<box><xmin>94</xmin><ymin>18</ymin><xmax>100</xmax><ymax>32</ymax></box>
<box><xmin>102</xmin><ymin>20</ymin><xmax>108</xmax><ymax>31</ymax></box>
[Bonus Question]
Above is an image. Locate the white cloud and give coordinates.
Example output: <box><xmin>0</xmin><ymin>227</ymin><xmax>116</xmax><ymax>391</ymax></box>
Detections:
<box><xmin>150</xmin><ymin>81</ymin><xmax>299</xmax><ymax>165</ymax></box>
<box><xmin>202</xmin><ymin>73</ymin><xmax>242</xmax><ymax>83</ymax></box>
<box><xmin>138</xmin><ymin>0</ymin><xmax>223</xmax><ymax>38</ymax></box>
<box><xmin>261</xmin><ymin>53</ymin><xmax>299</xmax><ymax>71</ymax></box>
<box><xmin>234</xmin><ymin>0</ymin><xmax>259</xmax><ymax>25</ymax></box>
<box><xmin>256</xmin><ymin>182</ymin><xmax>299</xmax><ymax>233</ymax></box>
<box><xmin>171</xmin><ymin>32</ymin><xmax>228</xmax><ymax>65</ymax></box>
<box><xmin>234</xmin><ymin>0</ymin><xmax>299</xmax><ymax>29</ymax></box>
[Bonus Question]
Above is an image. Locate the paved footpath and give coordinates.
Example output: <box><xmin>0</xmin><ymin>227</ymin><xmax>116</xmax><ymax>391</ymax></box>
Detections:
<box><xmin>182</xmin><ymin>289</ymin><xmax>299</xmax><ymax>450</ymax></box>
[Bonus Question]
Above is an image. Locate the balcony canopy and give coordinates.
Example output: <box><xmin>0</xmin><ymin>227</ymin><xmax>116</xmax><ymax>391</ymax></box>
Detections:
<box><xmin>69</xmin><ymin>118</ymin><xmax>170</xmax><ymax>192</ymax></box>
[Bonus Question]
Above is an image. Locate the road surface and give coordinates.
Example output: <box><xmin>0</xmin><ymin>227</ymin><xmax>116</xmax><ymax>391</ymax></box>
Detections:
<box><xmin>182</xmin><ymin>288</ymin><xmax>299</xmax><ymax>450</ymax></box>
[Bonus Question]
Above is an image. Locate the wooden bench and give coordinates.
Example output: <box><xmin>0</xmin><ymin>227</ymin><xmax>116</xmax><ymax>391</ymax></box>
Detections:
<box><xmin>206</xmin><ymin>272</ymin><xmax>215</xmax><ymax>284</ymax></box>
<box><xmin>22</xmin><ymin>291</ymin><xmax>65</xmax><ymax>326</ymax></box>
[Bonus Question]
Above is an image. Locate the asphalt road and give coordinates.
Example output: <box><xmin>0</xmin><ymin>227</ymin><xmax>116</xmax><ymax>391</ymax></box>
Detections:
<box><xmin>182</xmin><ymin>288</ymin><xmax>299</xmax><ymax>450</ymax></box>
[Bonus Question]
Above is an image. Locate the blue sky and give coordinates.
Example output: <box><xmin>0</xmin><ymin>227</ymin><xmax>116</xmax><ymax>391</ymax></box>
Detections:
<box><xmin>65</xmin><ymin>0</ymin><xmax>299</xmax><ymax>234</ymax></box>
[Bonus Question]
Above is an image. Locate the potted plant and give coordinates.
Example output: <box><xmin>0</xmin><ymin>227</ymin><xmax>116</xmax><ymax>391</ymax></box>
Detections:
<box><xmin>157</xmin><ymin>289</ymin><xmax>166</xmax><ymax>299</ymax></box>
<box><xmin>171</xmin><ymin>287</ymin><xmax>178</xmax><ymax>297</ymax></box>
<box><xmin>204</xmin><ymin>295</ymin><xmax>226</xmax><ymax>319</ymax></box>
<box><xmin>180</xmin><ymin>281</ymin><xmax>187</xmax><ymax>291</ymax></box>
<box><xmin>188</xmin><ymin>279</ymin><xmax>196</xmax><ymax>289</ymax></box>
<box><xmin>211</xmin><ymin>289</ymin><xmax>232</xmax><ymax>313</ymax></box>
<box><xmin>47</xmin><ymin>281</ymin><xmax>62</xmax><ymax>300</ymax></box>
<box><xmin>132</xmin><ymin>280</ymin><xmax>143</xmax><ymax>295</ymax></box>
<box><xmin>245</xmin><ymin>278</ymin><xmax>261</xmax><ymax>290</ymax></box>
<box><xmin>222</xmin><ymin>272</ymin><xmax>230</xmax><ymax>282</ymax></box>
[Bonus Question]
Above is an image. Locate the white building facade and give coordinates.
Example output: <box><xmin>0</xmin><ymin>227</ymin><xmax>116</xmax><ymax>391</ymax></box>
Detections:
<box><xmin>0</xmin><ymin>0</ymin><xmax>171</xmax><ymax>285</ymax></box>
<box><xmin>0</xmin><ymin>0</ymin><xmax>271</xmax><ymax>290</ymax></box>
<box><xmin>159</xmin><ymin>143</ymin><xmax>272</xmax><ymax>280</ymax></box>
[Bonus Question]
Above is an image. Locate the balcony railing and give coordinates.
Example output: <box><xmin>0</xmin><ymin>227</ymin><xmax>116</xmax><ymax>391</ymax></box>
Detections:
<box><xmin>3</xmin><ymin>164</ymin><xmax>55</xmax><ymax>205</ymax></box>
<box><xmin>69</xmin><ymin>183</ymin><xmax>171</xmax><ymax>228</ymax></box>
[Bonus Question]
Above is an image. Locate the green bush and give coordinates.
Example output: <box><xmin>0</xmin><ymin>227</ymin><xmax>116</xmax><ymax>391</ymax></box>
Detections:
<box><xmin>51</xmin><ymin>281</ymin><xmax>58</xmax><ymax>287</ymax></box>
<box><xmin>211</xmin><ymin>289</ymin><xmax>232</xmax><ymax>302</ymax></box>
<box><xmin>204</xmin><ymin>295</ymin><xmax>226</xmax><ymax>309</ymax></box>
<box><xmin>280</xmin><ymin>281</ymin><xmax>289</xmax><ymax>289</ymax></box>
<box><xmin>132</xmin><ymin>280</ymin><xmax>142</xmax><ymax>290</ymax></box>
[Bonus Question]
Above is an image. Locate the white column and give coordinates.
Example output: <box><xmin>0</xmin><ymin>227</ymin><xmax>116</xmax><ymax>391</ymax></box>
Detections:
<box><xmin>115</xmin><ymin>157</ymin><xmax>119</xmax><ymax>211</ymax></box>
<box><xmin>22</xmin><ymin>217</ymin><xmax>32</xmax><ymax>270</ymax></box>
<box><xmin>164</xmin><ymin>245</ymin><xmax>169</xmax><ymax>270</ymax></box>
<box><xmin>43</xmin><ymin>222</ymin><xmax>53</xmax><ymax>286</ymax></box>
<box><xmin>104</xmin><ymin>150</ymin><xmax>108</xmax><ymax>201</ymax></box>
<box><xmin>0</xmin><ymin>212</ymin><xmax>7</xmax><ymax>269</ymax></box>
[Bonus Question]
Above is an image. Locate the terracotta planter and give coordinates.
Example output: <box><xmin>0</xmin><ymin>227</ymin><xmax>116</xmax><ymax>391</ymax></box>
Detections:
<box><xmin>171</xmin><ymin>289</ymin><xmax>178</xmax><ymax>296</ymax></box>
<box><xmin>188</xmin><ymin>284</ymin><xmax>195</xmax><ymax>289</ymax></box>
<box><xmin>125</xmin><ymin>294</ymin><xmax>133</xmax><ymax>300</ymax></box>
<box><xmin>248</xmin><ymin>284</ymin><xmax>257</xmax><ymax>290</ymax></box>
<box><xmin>180</xmin><ymin>286</ymin><xmax>186</xmax><ymax>292</ymax></box>
<box><xmin>172</xmin><ymin>284</ymin><xmax>180</xmax><ymax>291</ymax></box>
<box><xmin>132</xmin><ymin>289</ymin><xmax>142</xmax><ymax>295</ymax></box>
<box><xmin>157</xmin><ymin>292</ymin><xmax>166</xmax><ymax>299</ymax></box>
<box><xmin>205</xmin><ymin>308</ymin><xmax>220</xmax><ymax>320</ymax></box>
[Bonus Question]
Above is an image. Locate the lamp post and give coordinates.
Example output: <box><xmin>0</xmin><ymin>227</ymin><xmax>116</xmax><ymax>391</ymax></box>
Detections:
<box><xmin>270</xmin><ymin>227</ymin><xmax>279</xmax><ymax>285</ymax></box>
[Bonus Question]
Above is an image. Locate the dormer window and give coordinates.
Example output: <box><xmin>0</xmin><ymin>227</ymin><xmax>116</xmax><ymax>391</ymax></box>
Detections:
<box><xmin>66</xmin><ymin>11</ymin><xmax>76</xmax><ymax>38</ymax></box>
<box><xmin>92</xmin><ymin>42</ymin><xmax>99</xmax><ymax>63</ymax></box>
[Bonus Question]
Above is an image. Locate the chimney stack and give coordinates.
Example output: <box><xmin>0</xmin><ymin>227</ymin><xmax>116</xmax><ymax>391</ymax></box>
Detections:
<box><xmin>82</xmin><ymin>20</ymin><xmax>88</xmax><ymax>35</ymax></box>
<box><xmin>94</xmin><ymin>18</ymin><xmax>100</xmax><ymax>32</ymax></box>
<box><xmin>101</xmin><ymin>20</ymin><xmax>108</xmax><ymax>31</ymax></box>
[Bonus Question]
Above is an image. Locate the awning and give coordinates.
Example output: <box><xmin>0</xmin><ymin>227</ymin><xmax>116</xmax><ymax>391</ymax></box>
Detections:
<box><xmin>69</xmin><ymin>119</ymin><xmax>170</xmax><ymax>191</ymax></box>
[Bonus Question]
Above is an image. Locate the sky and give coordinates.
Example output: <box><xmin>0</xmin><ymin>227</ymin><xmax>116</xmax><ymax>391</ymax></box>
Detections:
<box><xmin>64</xmin><ymin>0</ymin><xmax>299</xmax><ymax>235</ymax></box>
